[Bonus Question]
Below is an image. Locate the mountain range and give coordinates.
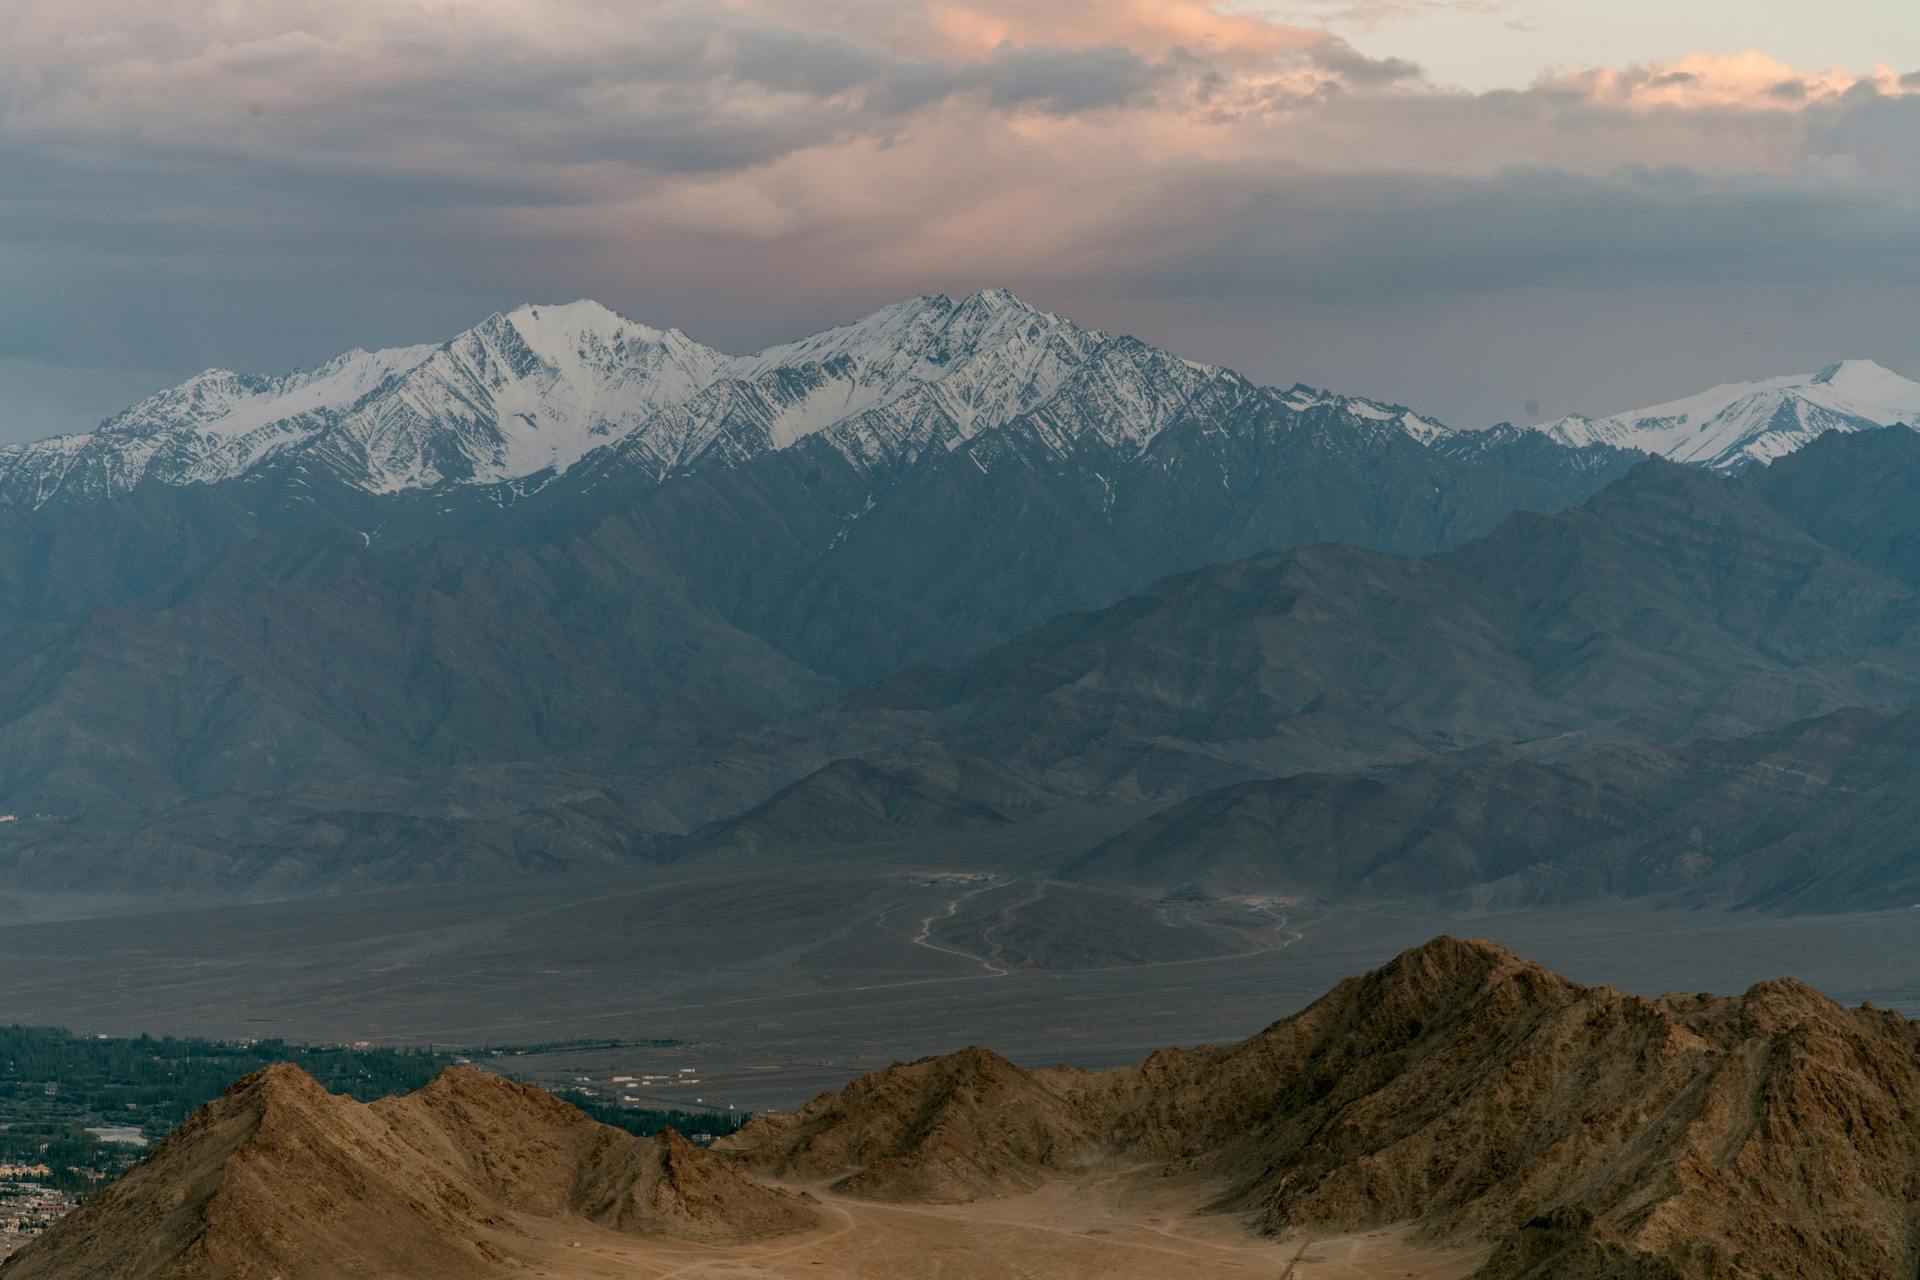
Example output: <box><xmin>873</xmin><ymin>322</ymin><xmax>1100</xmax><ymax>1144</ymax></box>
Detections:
<box><xmin>14</xmin><ymin>292</ymin><xmax>1915</xmax><ymax>504</ymax></box>
<box><xmin>1</xmin><ymin>290</ymin><xmax>1449</xmax><ymax>505</ymax></box>
<box><xmin>0</xmin><ymin>289</ymin><xmax>1459</xmax><ymax>506</ymax></box>
<box><xmin>11</xmin><ymin>938</ymin><xmax>1920</xmax><ymax>1280</ymax></box>
<box><xmin>4</xmin><ymin>293</ymin><xmax>1920</xmax><ymax>914</ymax></box>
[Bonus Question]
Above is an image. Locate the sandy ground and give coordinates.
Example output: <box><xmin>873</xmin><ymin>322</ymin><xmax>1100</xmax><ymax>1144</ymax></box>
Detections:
<box><xmin>507</xmin><ymin>1171</ymin><xmax>1485</xmax><ymax>1280</ymax></box>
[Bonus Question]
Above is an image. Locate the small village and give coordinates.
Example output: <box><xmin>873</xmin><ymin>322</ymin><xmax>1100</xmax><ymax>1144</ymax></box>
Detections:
<box><xmin>0</xmin><ymin>1168</ymin><xmax>79</xmax><ymax>1259</ymax></box>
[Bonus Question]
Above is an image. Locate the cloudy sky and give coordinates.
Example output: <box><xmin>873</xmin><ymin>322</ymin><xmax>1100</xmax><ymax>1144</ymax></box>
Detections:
<box><xmin>5</xmin><ymin>1</ymin><xmax>1920</xmax><ymax>442</ymax></box>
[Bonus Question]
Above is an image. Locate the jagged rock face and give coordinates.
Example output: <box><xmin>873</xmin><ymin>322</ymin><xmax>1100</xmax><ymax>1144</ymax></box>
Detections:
<box><xmin>0</xmin><ymin>1065</ymin><xmax>815</xmax><ymax>1280</ymax></box>
<box><xmin>727</xmin><ymin>938</ymin><xmax>1920</xmax><ymax>1280</ymax></box>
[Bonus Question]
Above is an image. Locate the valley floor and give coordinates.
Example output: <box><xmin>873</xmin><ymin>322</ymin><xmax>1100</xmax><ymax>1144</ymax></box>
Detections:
<box><xmin>3</xmin><ymin>838</ymin><xmax>1919</xmax><ymax>1113</ymax></box>
<box><xmin>510</xmin><ymin>1173</ymin><xmax>1484</xmax><ymax>1280</ymax></box>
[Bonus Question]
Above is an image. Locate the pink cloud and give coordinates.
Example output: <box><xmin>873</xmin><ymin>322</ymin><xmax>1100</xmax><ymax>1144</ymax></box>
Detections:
<box><xmin>915</xmin><ymin>0</ymin><xmax>1327</xmax><ymax>60</ymax></box>
<box><xmin>1548</xmin><ymin>50</ymin><xmax>1915</xmax><ymax>112</ymax></box>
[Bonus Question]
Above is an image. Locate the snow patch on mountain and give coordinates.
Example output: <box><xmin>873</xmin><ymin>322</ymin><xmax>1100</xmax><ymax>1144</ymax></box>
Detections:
<box><xmin>0</xmin><ymin>344</ymin><xmax>436</xmax><ymax>506</ymax></box>
<box><xmin>1534</xmin><ymin>359</ymin><xmax>1920</xmax><ymax>471</ymax></box>
<box><xmin>1280</xmin><ymin>385</ymin><xmax>1453</xmax><ymax>445</ymax></box>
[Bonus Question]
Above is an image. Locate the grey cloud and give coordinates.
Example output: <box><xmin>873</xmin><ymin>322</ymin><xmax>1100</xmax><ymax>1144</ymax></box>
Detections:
<box><xmin>965</xmin><ymin>42</ymin><xmax>1168</xmax><ymax>114</ymax></box>
<box><xmin>1803</xmin><ymin>92</ymin><xmax>1920</xmax><ymax>181</ymax></box>
<box><xmin>719</xmin><ymin>26</ymin><xmax>888</xmax><ymax>97</ymax></box>
<box><xmin>1089</xmin><ymin>162</ymin><xmax>1920</xmax><ymax>308</ymax></box>
<box><xmin>871</xmin><ymin>41</ymin><xmax>1169</xmax><ymax>116</ymax></box>
<box><xmin>1307</xmin><ymin>38</ymin><xmax>1422</xmax><ymax>86</ymax></box>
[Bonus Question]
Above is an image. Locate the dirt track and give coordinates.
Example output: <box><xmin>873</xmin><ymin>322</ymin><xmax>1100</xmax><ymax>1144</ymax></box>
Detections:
<box><xmin>518</xmin><ymin>1171</ymin><xmax>1484</xmax><ymax>1280</ymax></box>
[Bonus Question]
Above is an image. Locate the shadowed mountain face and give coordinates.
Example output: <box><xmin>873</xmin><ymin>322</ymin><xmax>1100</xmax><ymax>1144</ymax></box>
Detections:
<box><xmin>834</xmin><ymin>439</ymin><xmax>1920</xmax><ymax>795</ymax></box>
<box><xmin>0</xmin><ymin>327</ymin><xmax>1630</xmax><ymax>816</ymax></box>
<box><xmin>18</xmin><ymin>294</ymin><xmax>1920</xmax><ymax>916</ymax></box>
<box><xmin>0</xmin><ymin>1065</ymin><xmax>816</xmax><ymax>1280</ymax></box>
<box><xmin>671</xmin><ymin>757</ymin><xmax>1036</xmax><ymax>860</ymax></box>
<box><xmin>13</xmin><ymin>431</ymin><xmax>1920</xmax><ymax>905</ymax></box>
<box><xmin>726</xmin><ymin>937</ymin><xmax>1920</xmax><ymax>1280</ymax></box>
<box><xmin>1067</xmin><ymin>706</ymin><xmax>1920</xmax><ymax>911</ymax></box>
<box><xmin>0</xmin><ymin>309</ymin><xmax>1639</xmax><ymax>898</ymax></box>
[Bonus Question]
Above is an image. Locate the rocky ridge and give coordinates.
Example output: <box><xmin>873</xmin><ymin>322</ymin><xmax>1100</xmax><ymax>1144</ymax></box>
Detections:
<box><xmin>10</xmin><ymin>941</ymin><xmax>1920</xmax><ymax>1279</ymax></box>
<box><xmin>727</xmin><ymin>937</ymin><xmax>1920</xmax><ymax>1279</ymax></box>
<box><xmin>0</xmin><ymin>1064</ymin><xmax>816</xmax><ymax>1280</ymax></box>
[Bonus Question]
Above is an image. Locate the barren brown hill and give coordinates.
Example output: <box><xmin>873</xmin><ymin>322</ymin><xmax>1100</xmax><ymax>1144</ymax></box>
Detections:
<box><xmin>727</xmin><ymin>937</ymin><xmax>1920</xmax><ymax>1279</ymax></box>
<box><xmin>731</xmin><ymin>1044</ymin><xmax>1108</xmax><ymax>1201</ymax></box>
<box><xmin>0</xmin><ymin>1064</ymin><xmax>816</xmax><ymax>1280</ymax></box>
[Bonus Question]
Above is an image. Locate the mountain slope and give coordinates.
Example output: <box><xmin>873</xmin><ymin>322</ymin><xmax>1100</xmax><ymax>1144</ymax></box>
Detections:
<box><xmin>1067</xmin><ymin>705</ymin><xmax>1920</xmax><ymax>910</ymax></box>
<box><xmin>822</xmin><ymin>444</ymin><xmax>1920</xmax><ymax>798</ymax></box>
<box><xmin>0</xmin><ymin>428</ymin><xmax>1902</xmax><ymax>900</ymax></box>
<box><xmin>304</xmin><ymin>302</ymin><xmax>731</xmax><ymax>491</ymax></box>
<box><xmin>0</xmin><ymin>312</ymin><xmax>1638</xmax><ymax>821</ymax></box>
<box><xmin>671</xmin><ymin>758</ymin><xmax>1032</xmax><ymax>860</ymax></box>
<box><xmin>1534</xmin><ymin>358</ymin><xmax>1920</xmax><ymax>471</ymax></box>
<box><xmin>0</xmin><ymin>522</ymin><xmax>836</xmax><ymax>813</ymax></box>
<box><xmin>0</xmin><ymin>1065</ymin><xmax>816</xmax><ymax>1280</ymax></box>
<box><xmin>727</xmin><ymin>936</ymin><xmax>1920</xmax><ymax>1280</ymax></box>
<box><xmin>591</xmin><ymin>370</ymin><xmax>1629</xmax><ymax>683</ymax></box>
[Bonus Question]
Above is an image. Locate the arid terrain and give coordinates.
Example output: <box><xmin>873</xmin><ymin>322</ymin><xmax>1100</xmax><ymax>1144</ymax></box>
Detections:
<box><xmin>13</xmin><ymin>937</ymin><xmax>1920</xmax><ymax>1279</ymax></box>
<box><xmin>499</xmin><ymin>1175</ymin><xmax>1487</xmax><ymax>1279</ymax></box>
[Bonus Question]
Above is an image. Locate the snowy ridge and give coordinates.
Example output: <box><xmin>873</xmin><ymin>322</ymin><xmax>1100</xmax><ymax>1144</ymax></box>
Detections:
<box><xmin>1533</xmin><ymin>359</ymin><xmax>1920</xmax><ymax>472</ymax></box>
<box><xmin>0</xmin><ymin>344</ymin><xmax>435</xmax><ymax>506</ymax></box>
<box><xmin>305</xmin><ymin>303</ymin><xmax>730</xmax><ymax>492</ymax></box>
<box><xmin>1279</xmin><ymin>384</ymin><xmax>1452</xmax><ymax>444</ymax></box>
<box><xmin>0</xmin><ymin>289</ymin><xmax>1467</xmax><ymax>508</ymax></box>
<box><xmin>596</xmin><ymin>289</ymin><xmax>1114</xmax><ymax>479</ymax></box>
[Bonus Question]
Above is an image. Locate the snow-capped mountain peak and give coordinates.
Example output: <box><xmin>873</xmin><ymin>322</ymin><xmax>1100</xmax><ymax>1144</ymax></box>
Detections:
<box><xmin>618</xmin><ymin>289</ymin><xmax>1115</xmax><ymax>471</ymax></box>
<box><xmin>1809</xmin><ymin>357</ymin><xmax>1919</xmax><ymax>401</ymax></box>
<box><xmin>305</xmin><ymin>303</ymin><xmax>732</xmax><ymax>492</ymax></box>
<box><xmin>1533</xmin><ymin>359</ymin><xmax>1920</xmax><ymax>471</ymax></box>
<box><xmin>0</xmin><ymin>291</ymin><xmax>1455</xmax><ymax>508</ymax></box>
<box><xmin>0</xmin><ymin>343</ymin><xmax>437</xmax><ymax>507</ymax></box>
